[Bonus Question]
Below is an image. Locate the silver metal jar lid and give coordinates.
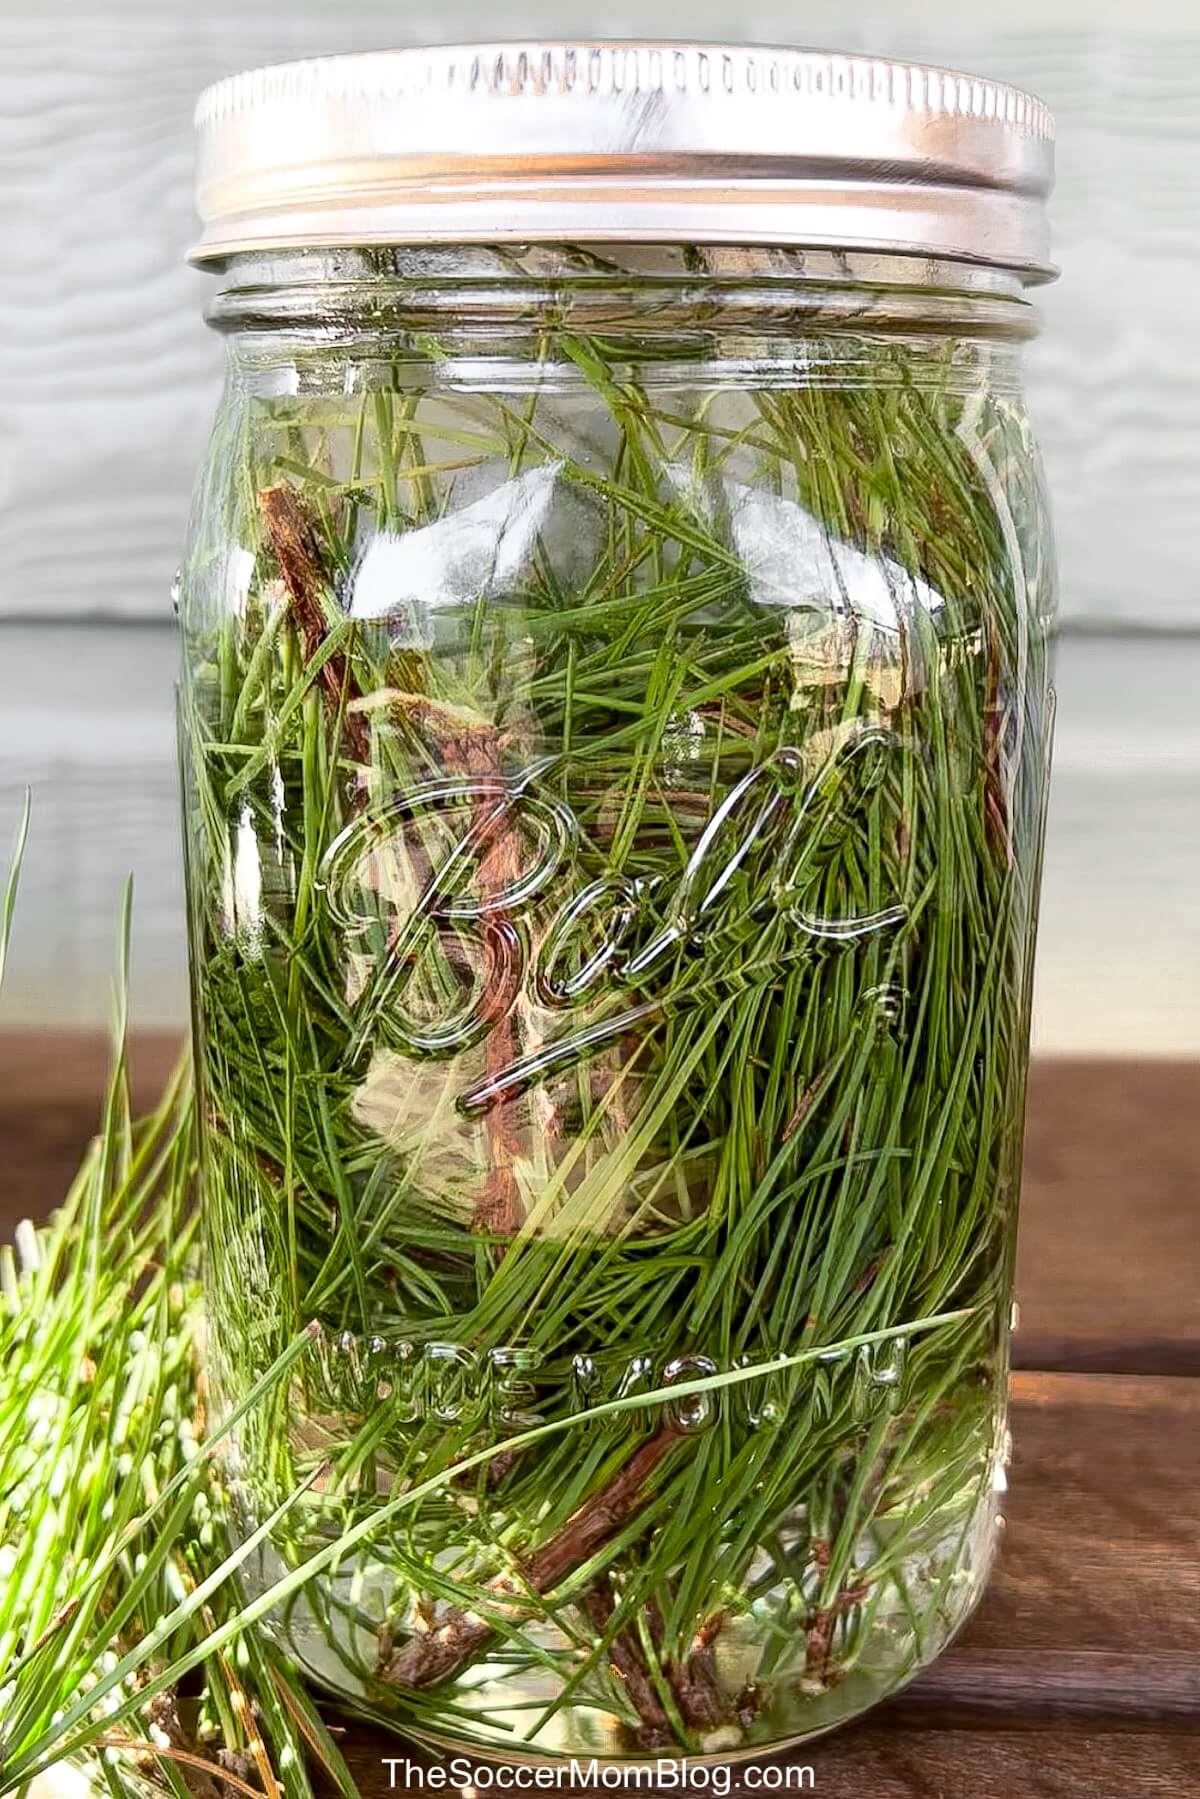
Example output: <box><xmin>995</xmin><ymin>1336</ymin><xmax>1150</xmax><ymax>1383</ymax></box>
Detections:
<box><xmin>191</xmin><ymin>42</ymin><xmax>1056</xmax><ymax>280</ymax></box>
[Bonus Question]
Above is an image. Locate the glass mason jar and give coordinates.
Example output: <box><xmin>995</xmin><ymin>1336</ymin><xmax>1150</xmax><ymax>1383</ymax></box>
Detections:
<box><xmin>180</xmin><ymin>46</ymin><xmax>1057</xmax><ymax>1762</ymax></box>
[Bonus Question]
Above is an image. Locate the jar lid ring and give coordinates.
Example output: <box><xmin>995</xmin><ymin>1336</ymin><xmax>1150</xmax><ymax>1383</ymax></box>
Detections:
<box><xmin>192</xmin><ymin>42</ymin><xmax>1056</xmax><ymax>281</ymax></box>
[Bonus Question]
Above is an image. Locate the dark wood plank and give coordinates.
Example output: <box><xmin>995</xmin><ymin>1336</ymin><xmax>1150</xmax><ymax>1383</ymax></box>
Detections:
<box><xmin>0</xmin><ymin>1028</ymin><xmax>180</xmax><ymax>1226</ymax></box>
<box><xmin>1014</xmin><ymin>1059</ymin><xmax>1200</xmax><ymax>1375</ymax></box>
<box><xmin>804</xmin><ymin>1730</ymin><xmax>1200</xmax><ymax>1798</ymax></box>
<box><xmin>954</xmin><ymin>1373</ymin><xmax>1200</xmax><ymax>1664</ymax></box>
<box><xmin>895</xmin><ymin>1649</ymin><xmax>1200</xmax><ymax>1724</ymax></box>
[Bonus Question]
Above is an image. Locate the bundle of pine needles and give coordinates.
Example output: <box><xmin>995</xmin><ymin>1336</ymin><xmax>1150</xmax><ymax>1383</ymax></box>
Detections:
<box><xmin>174</xmin><ymin>248</ymin><xmax>1055</xmax><ymax>1755</ymax></box>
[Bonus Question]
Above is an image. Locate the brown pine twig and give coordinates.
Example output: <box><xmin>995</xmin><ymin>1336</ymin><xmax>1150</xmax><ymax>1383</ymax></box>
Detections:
<box><xmin>139</xmin><ymin>1699</ymin><xmax>233</xmax><ymax>1799</ymax></box>
<box><xmin>257</xmin><ymin>485</ymin><xmax>372</xmax><ymax>766</ymax></box>
<box><xmin>804</xmin><ymin>1578</ymin><xmax>871</xmax><ymax>1685</ymax></box>
<box><xmin>97</xmin><ymin>1737</ymin><xmax>262</xmax><ymax>1799</ymax></box>
<box><xmin>782</xmin><ymin>1067</ymin><xmax>830</xmax><ymax>1142</ymax></box>
<box><xmin>582</xmin><ymin>1576</ymin><xmax>674</xmax><ymax>1751</ymax></box>
<box><xmin>581</xmin><ymin>1587</ymin><xmax>734</xmax><ymax>1748</ymax></box>
<box><xmin>646</xmin><ymin>1597</ymin><xmax>733</xmax><ymax>1733</ymax></box>
<box><xmin>382</xmin><ymin>1426</ymin><xmax>682</xmax><ymax>1690</ymax></box>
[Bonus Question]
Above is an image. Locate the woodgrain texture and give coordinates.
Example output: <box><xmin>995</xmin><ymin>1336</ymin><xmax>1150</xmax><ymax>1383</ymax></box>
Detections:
<box><xmin>1015</xmin><ymin>1061</ymin><xmax>1200</xmax><ymax>1374</ymax></box>
<box><xmin>803</xmin><ymin>1732</ymin><xmax>1199</xmax><ymax>1799</ymax></box>
<box><xmin>0</xmin><ymin>1028</ymin><xmax>179</xmax><ymax>1223</ymax></box>
<box><xmin>2</xmin><ymin>2</ymin><xmax>1200</xmax><ymax>628</ymax></box>
<box><xmin>3</xmin><ymin>1039</ymin><xmax>1197</xmax><ymax>1376</ymax></box>
<box><xmin>947</xmin><ymin>1373</ymin><xmax>1200</xmax><ymax>1665</ymax></box>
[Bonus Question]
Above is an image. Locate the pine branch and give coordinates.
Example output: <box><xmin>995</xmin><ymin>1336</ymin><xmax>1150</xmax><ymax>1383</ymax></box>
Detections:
<box><xmin>383</xmin><ymin>1428</ymin><xmax>682</xmax><ymax>1689</ymax></box>
<box><xmin>258</xmin><ymin>486</ymin><xmax>371</xmax><ymax>767</ymax></box>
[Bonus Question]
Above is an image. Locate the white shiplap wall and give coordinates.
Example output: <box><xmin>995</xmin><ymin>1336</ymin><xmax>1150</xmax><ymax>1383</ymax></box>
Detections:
<box><xmin>0</xmin><ymin>0</ymin><xmax>1197</xmax><ymax>1047</ymax></box>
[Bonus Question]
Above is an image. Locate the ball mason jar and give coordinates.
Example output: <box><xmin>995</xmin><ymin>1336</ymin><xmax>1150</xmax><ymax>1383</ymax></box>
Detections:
<box><xmin>180</xmin><ymin>45</ymin><xmax>1058</xmax><ymax>1762</ymax></box>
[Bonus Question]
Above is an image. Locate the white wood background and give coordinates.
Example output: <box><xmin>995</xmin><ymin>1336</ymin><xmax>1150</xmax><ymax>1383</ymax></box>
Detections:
<box><xmin>0</xmin><ymin>0</ymin><xmax>1197</xmax><ymax>1049</ymax></box>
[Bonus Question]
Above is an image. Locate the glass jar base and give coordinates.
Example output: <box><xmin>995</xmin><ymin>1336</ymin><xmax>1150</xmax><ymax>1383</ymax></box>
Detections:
<box><xmin>251</xmin><ymin>1485</ymin><xmax>1001</xmax><ymax>1765</ymax></box>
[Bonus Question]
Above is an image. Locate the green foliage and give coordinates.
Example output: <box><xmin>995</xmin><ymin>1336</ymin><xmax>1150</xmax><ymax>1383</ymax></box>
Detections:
<box><xmin>177</xmin><ymin>272</ymin><xmax>1054</xmax><ymax>1755</ymax></box>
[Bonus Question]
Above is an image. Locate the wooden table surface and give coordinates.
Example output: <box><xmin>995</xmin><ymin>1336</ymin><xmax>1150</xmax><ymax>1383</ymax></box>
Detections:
<box><xmin>2</xmin><ymin>1038</ymin><xmax>1198</xmax><ymax>1798</ymax></box>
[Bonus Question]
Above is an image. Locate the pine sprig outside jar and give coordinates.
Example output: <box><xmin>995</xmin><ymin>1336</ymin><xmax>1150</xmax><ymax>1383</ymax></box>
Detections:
<box><xmin>180</xmin><ymin>45</ymin><xmax>1058</xmax><ymax>1763</ymax></box>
